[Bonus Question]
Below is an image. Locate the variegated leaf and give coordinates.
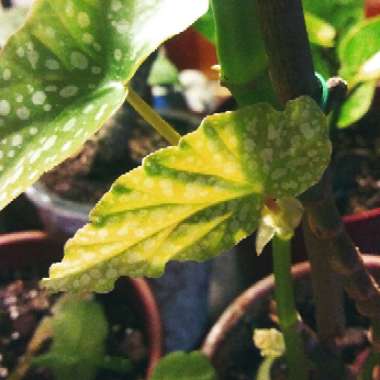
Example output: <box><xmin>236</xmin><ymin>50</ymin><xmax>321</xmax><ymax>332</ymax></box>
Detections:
<box><xmin>43</xmin><ymin>96</ymin><xmax>331</xmax><ymax>292</ymax></box>
<box><xmin>0</xmin><ymin>0</ymin><xmax>207</xmax><ymax>209</ymax></box>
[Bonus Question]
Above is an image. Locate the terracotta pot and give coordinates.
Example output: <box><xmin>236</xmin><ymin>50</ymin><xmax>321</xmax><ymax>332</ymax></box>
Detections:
<box><xmin>165</xmin><ymin>28</ymin><xmax>218</xmax><ymax>80</ymax></box>
<box><xmin>202</xmin><ymin>255</ymin><xmax>380</xmax><ymax>379</ymax></box>
<box><xmin>365</xmin><ymin>0</ymin><xmax>380</xmax><ymax>17</ymax></box>
<box><xmin>0</xmin><ymin>231</ymin><xmax>162</xmax><ymax>379</ymax></box>
<box><xmin>26</xmin><ymin>180</ymin><xmax>212</xmax><ymax>353</ymax></box>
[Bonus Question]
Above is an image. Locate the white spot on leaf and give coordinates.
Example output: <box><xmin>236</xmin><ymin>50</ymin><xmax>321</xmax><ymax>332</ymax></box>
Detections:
<box><xmin>70</xmin><ymin>52</ymin><xmax>89</xmax><ymax>70</ymax></box>
<box><xmin>63</xmin><ymin>118</ymin><xmax>76</xmax><ymax>131</ymax></box>
<box><xmin>60</xmin><ymin>86</ymin><xmax>79</xmax><ymax>98</ymax></box>
<box><xmin>114</xmin><ymin>49</ymin><xmax>122</xmax><ymax>61</ymax></box>
<box><xmin>78</xmin><ymin>12</ymin><xmax>90</xmax><ymax>28</ymax></box>
<box><xmin>16</xmin><ymin>107</ymin><xmax>30</xmax><ymax>120</ymax></box>
<box><xmin>0</xmin><ymin>100</ymin><xmax>11</xmax><ymax>116</ymax></box>
<box><xmin>3</xmin><ymin>69</ymin><xmax>11</xmax><ymax>81</ymax></box>
<box><xmin>45</xmin><ymin>59</ymin><xmax>60</xmax><ymax>70</ymax></box>
<box><xmin>32</xmin><ymin>91</ymin><xmax>47</xmax><ymax>105</ymax></box>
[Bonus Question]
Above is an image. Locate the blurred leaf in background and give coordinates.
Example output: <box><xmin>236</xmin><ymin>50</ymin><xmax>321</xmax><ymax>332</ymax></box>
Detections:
<box><xmin>151</xmin><ymin>352</ymin><xmax>216</xmax><ymax>380</ymax></box>
<box><xmin>339</xmin><ymin>16</ymin><xmax>380</xmax><ymax>83</ymax></box>
<box><xmin>302</xmin><ymin>0</ymin><xmax>364</xmax><ymax>34</ymax></box>
<box><xmin>148</xmin><ymin>50</ymin><xmax>179</xmax><ymax>87</ymax></box>
<box><xmin>305</xmin><ymin>12</ymin><xmax>336</xmax><ymax>48</ymax></box>
<box><xmin>337</xmin><ymin>16</ymin><xmax>380</xmax><ymax>127</ymax></box>
<box><xmin>193</xmin><ymin>4</ymin><xmax>215</xmax><ymax>44</ymax></box>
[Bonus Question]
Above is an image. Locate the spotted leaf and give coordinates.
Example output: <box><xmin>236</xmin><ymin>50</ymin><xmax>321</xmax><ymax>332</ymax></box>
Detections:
<box><xmin>43</xmin><ymin>96</ymin><xmax>331</xmax><ymax>293</ymax></box>
<box><xmin>0</xmin><ymin>0</ymin><xmax>208</xmax><ymax>209</ymax></box>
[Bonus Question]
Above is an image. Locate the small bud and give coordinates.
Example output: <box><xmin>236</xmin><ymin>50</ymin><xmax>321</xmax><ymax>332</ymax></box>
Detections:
<box><xmin>253</xmin><ymin>328</ymin><xmax>285</xmax><ymax>358</ymax></box>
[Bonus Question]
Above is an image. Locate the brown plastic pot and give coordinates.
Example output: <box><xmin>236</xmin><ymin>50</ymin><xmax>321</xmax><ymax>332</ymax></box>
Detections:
<box><xmin>0</xmin><ymin>231</ymin><xmax>162</xmax><ymax>379</ymax></box>
<box><xmin>202</xmin><ymin>255</ymin><xmax>380</xmax><ymax>379</ymax></box>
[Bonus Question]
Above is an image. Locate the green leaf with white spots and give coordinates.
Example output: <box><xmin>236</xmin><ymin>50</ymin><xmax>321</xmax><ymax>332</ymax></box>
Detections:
<box><xmin>43</xmin><ymin>96</ymin><xmax>331</xmax><ymax>293</ymax></box>
<box><xmin>0</xmin><ymin>0</ymin><xmax>208</xmax><ymax>210</ymax></box>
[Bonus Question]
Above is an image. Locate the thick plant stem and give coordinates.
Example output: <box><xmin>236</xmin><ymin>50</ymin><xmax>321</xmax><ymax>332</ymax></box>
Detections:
<box><xmin>255</xmin><ymin>0</ymin><xmax>320</xmax><ymax>104</ymax></box>
<box><xmin>273</xmin><ymin>237</ymin><xmax>309</xmax><ymax>380</ymax></box>
<box><xmin>304</xmin><ymin>78</ymin><xmax>348</xmax><ymax>351</ymax></box>
<box><xmin>303</xmin><ymin>174</ymin><xmax>380</xmax><ymax>354</ymax></box>
<box><xmin>256</xmin><ymin>0</ymin><xmax>346</xmax><ymax>352</ymax></box>
<box><xmin>210</xmin><ymin>0</ymin><xmax>267</xmax><ymax>106</ymax></box>
<box><xmin>126</xmin><ymin>88</ymin><xmax>180</xmax><ymax>145</ymax></box>
<box><xmin>255</xmin><ymin>0</ymin><xmax>380</xmax><ymax>357</ymax></box>
<box><xmin>303</xmin><ymin>218</ymin><xmax>345</xmax><ymax>346</ymax></box>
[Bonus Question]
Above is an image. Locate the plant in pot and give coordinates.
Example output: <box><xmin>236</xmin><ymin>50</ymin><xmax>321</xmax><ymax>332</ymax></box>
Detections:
<box><xmin>0</xmin><ymin>0</ymin><xmax>209</xmax><ymax>352</ymax></box>
<box><xmin>0</xmin><ymin>231</ymin><xmax>162</xmax><ymax>379</ymax></box>
<box><xmin>0</xmin><ymin>0</ymin><xmax>380</xmax><ymax>379</ymax></box>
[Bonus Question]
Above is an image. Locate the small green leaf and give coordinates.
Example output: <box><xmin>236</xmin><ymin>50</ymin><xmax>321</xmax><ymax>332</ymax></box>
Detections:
<box><xmin>337</xmin><ymin>80</ymin><xmax>376</xmax><ymax>128</ymax></box>
<box><xmin>0</xmin><ymin>0</ymin><xmax>208</xmax><ymax>210</ymax></box>
<box><xmin>253</xmin><ymin>328</ymin><xmax>285</xmax><ymax>358</ymax></box>
<box><xmin>43</xmin><ymin>96</ymin><xmax>331</xmax><ymax>293</ymax></box>
<box><xmin>151</xmin><ymin>351</ymin><xmax>216</xmax><ymax>380</ymax></box>
<box><xmin>148</xmin><ymin>50</ymin><xmax>179</xmax><ymax>87</ymax></box>
<box><xmin>305</xmin><ymin>12</ymin><xmax>336</xmax><ymax>48</ymax></box>
<box><xmin>33</xmin><ymin>297</ymin><xmax>108</xmax><ymax>380</ymax></box>
<box><xmin>256</xmin><ymin>197</ymin><xmax>303</xmax><ymax>255</ymax></box>
<box><xmin>339</xmin><ymin>16</ymin><xmax>380</xmax><ymax>83</ymax></box>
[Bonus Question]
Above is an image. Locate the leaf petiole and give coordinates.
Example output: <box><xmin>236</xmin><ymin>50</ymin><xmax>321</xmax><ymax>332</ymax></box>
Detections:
<box><xmin>272</xmin><ymin>236</ymin><xmax>309</xmax><ymax>380</ymax></box>
<box><xmin>126</xmin><ymin>87</ymin><xmax>181</xmax><ymax>145</ymax></box>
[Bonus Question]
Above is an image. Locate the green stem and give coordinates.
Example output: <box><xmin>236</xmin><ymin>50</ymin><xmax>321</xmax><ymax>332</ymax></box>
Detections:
<box><xmin>210</xmin><ymin>0</ymin><xmax>267</xmax><ymax>106</ymax></box>
<box><xmin>272</xmin><ymin>236</ymin><xmax>309</xmax><ymax>380</ymax></box>
<box><xmin>126</xmin><ymin>87</ymin><xmax>180</xmax><ymax>145</ymax></box>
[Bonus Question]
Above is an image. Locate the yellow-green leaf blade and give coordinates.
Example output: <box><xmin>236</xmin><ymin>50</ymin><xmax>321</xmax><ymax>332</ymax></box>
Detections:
<box><xmin>305</xmin><ymin>12</ymin><xmax>336</xmax><ymax>48</ymax></box>
<box><xmin>0</xmin><ymin>0</ymin><xmax>208</xmax><ymax>209</ymax></box>
<box><xmin>339</xmin><ymin>15</ymin><xmax>380</xmax><ymax>83</ymax></box>
<box><xmin>43</xmin><ymin>97</ymin><xmax>331</xmax><ymax>293</ymax></box>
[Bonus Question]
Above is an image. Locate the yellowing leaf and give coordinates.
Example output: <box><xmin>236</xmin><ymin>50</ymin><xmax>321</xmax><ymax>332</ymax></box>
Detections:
<box><xmin>43</xmin><ymin>96</ymin><xmax>331</xmax><ymax>293</ymax></box>
<box><xmin>0</xmin><ymin>0</ymin><xmax>208</xmax><ymax>210</ymax></box>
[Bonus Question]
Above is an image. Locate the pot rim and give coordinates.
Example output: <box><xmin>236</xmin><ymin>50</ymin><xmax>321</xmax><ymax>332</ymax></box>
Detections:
<box><xmin>343</xmin><ymin>207</ymin><xmax>380</xmax><ymax>224</ymax></box>
<box><xmin>25</xmin><ymin>182</ymin><xmax>92</xmax><ymax>218</ymax></box>
<box><xmin>201</xmin><ymin>255</ymin><xmax>380</xmax><ymax>359</ymax></box>
<box><xmin>0</xmin><ymin>231</ymin><xmax>162</xmax><ymax>379</ymax></box>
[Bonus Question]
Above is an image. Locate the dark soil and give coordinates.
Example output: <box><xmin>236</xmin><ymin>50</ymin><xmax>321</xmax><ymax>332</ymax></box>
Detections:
<box><xmin>332</xmin><ymin>99</ymin><xmax>380</xmax><ymax>215</ymax></box>
<box><xmin>40</xmin><ymin>106</ymin><xmax>198</xmax><ymax>205</ymax></box>
<box><xmin>40</xmin><ymin>106</ymin><xmax>168</xmax><ymax>204</ymax></box>
<box><xmin>0</xmin><ymin>278</ymin><xmax>148</xmax><ymax>380</ymax></box>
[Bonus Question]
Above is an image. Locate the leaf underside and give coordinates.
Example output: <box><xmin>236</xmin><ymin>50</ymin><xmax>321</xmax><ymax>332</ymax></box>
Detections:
<box><xmin>0</xmin><ymin>0</ymin><xmax>208</xmax><ymax>210</ymax></box>
<box><xmin>43</xmin><ymin>96</ymin><xmax>331</xmax><ymax>293</ymax></box>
